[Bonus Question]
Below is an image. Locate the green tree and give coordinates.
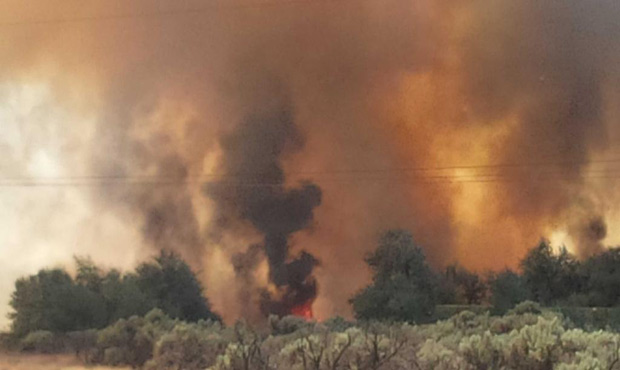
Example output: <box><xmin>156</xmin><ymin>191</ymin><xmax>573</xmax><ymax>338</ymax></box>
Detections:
<box><xmin>9</xmin><ymin>251</ymin><xmax>219</xmax><ymax>338</ymax></box>
<box><xmin>443</xmin><ymin>265</ymin><xmax>487</xmax><ymax>305</ymax></box>
<box><xmin>350</xmin><ymin>230</ymin><xmax>436</xmax><ymax>323</ymax></box>
<box><xmin>520</xmin><ymin>240</ymin><xmax>581</xmax><ymax>305</ymax></box>
<box><xmin>580</xmin><ymin>248</ymin><xmax>620</xmax><ymax>307</ymax></box>
<box><xmin>489</xmin><ymin>269</ymin><xmax>529</xmax><ymax>313</ymax></box>
<box><xmin>101</xmin><ymin>270</ymin><xmax>154</xmax><ymax>323</ymax></box>
<box><xmin>75</xmin><ymin>256</ymin><xmax>104</xmax><ymax>293</ymax></box>
<box><xmin>135</xmin><ymin>250</ymin><xmax>220</xmax><ymax>322</ymax></box>
<box><xmin>9</xmin><ymin>269</ymin><xmax>107</xmax><ymax>337</ymax></box>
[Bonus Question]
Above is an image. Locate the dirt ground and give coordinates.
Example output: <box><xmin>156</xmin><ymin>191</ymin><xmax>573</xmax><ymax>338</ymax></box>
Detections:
<box><xmin>0</xmin><ymin>352</ymin><xmax>128</xmax><ymax>370</ymax></box>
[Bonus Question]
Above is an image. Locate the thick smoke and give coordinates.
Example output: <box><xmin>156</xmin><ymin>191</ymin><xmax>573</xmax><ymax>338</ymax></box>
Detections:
<box><xmin>457</xmin><ymin>0</ymin><xmax>618</xmax><ymax>248</ymax></box>
<box><xmin>1</xmin><ymin>0</ymin><xmax>619</xmax><ymax>323</ymax></box>
<box><xmin>577</xmin><ymin>217</ymin><xmax>608</xmax><ymax>257</ymax></box>
<box><xmin>207</xmin><ymin>105</ymin><xmax>322</xmax><ymax>316</ymax></box>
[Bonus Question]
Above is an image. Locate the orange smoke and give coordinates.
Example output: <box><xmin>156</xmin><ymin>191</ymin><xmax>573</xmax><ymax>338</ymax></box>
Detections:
<box><xmin>0</xmin><ymin>0</ymin><xmax>619</xmax><ymax>325</ymax></box>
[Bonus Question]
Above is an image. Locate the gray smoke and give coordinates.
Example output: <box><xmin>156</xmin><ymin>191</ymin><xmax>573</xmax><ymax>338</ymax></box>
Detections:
<box><xmin>207</xmin><ymin>102</ymin><xmax>322</xmax><ymax>316</ymax></box>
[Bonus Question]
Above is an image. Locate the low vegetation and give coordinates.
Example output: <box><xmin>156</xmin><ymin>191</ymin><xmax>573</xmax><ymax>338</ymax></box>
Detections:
<box><xmin>6</xmin><ymin>304</ymin><xmax>620</xmax><ymax>369</ymax></box>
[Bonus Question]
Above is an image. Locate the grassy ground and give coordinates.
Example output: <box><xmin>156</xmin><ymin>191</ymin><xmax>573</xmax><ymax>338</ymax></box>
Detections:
<box><xmin>0</xmin><ymin>352</ymin><xmax>127</xmax><ymax>370</ymax></box>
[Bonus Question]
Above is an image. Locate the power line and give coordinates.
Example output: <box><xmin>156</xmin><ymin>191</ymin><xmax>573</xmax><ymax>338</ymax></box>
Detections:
<box><xmin>0</xmin><ymin>0</ymin><xmax>355</xmax><ymax>28</ymax></box>
<box><xmin>2</xmin><ymin>158</ymin><xmax>620</xmax><ymax>183</ymax></box>
<box><xmin>3</xmin><ymin>179</ymin><xmax>620</xmax><ymax>188</ymax></box>
<box><xmin>3</xmin><ymin>169</ymin><xmax>620</xmax><ymax>187</ymax></box>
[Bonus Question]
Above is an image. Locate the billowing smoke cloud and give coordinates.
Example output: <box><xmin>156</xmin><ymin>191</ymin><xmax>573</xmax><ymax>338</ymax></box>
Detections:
<box><xmin>0</xmin><ymin>0</ymin><xmax>619</xmax><ymax>323</ymax></box>
<box><xmin>207</xmin><ymin>103</ymin><xmax>322</xmax><ymax>316</ymax></box>
<box><xmin>577</xmin><ymin>217</ymin><xmax>608</xmax><ymax>257</ymax></box>
<box><xmin>455</xmin><ymin>0</ymin><xmax>619</xmax><ymax>258</ymax></box>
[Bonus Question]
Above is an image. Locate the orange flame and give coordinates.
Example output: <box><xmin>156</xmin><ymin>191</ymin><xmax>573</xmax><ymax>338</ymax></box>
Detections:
<box><xmin>291</xmin><ymin>300</ymin><xmax>314</xmax><ymax>320</ymax></box>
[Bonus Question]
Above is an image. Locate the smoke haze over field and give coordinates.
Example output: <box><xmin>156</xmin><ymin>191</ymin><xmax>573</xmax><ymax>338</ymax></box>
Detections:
<box><xmin>0</xmin><ymin>0</ymin><xmax>619</xmax><ymax>324</ymax></box>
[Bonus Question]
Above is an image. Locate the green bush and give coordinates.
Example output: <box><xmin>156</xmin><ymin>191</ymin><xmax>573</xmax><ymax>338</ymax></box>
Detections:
<box><xmin>145</xmin><ymin>322</ymin><xmax>224</xmax><ymax>370</ymax></box>
<box><xmin>20</xmin><ymin>330</ymin><xmax>59</xmax><ymax>353</ymax></box>
<box><xmin>433</xmin><ymin>305</ymin><xmax>489</xmax><ymax>321</ymax></box>
<box><xmin>67</xmin><ymin>329</ymin><xmax>98</xmax><ymax>363</ymax></box>
<box><xmin>555</xmin><ymin>307</ymin><xmax>620</xmax><ymax>331</ymax></box>
<box><xmin>268</xmin><ymin>315</ymin><xmax>311</xmax><ymax>335</ymax></box>
<box><xmin>322</xmin><ymin>316</ymin><xmax>354</xmax><ymax>332</ymax></box>
<box><xmin>508</xmin><ymin>300</ymin><xmax>543</xmax><ymax>315</ymax></box>
<box><xmin>16</xmin><ymin>302</ymin><xmax>620</xmax><ymax>369</ymax></box>
<box><xmin>96</xmin><ymin>316</ymin><xmax>155</xmax><ymax>367</ymax></box>
<box><xmin>0</xmin><ymin>332</ymin><xmax>19</xmax><ymax>351</ymax></box>
<box><xmin>103</xmin><ymin>347</ymin><xmax>126</xmax><ymax>366</ymax></box>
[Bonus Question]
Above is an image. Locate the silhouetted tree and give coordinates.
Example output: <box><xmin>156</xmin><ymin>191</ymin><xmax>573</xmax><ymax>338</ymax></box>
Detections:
<box><xmin>135</xmin><ymin>250</ymin><xmax>220</xmax><ymax>322</ymax></box>
<box><xmin>350</xmin><ymin>230</ymin><xmax>436</xmax><ymax>323</ymax></box>
<box><xmin>9</xmin><ymin>269</ymin><xmax>107</xmax><ymax>337</ymax></box>
<box><xmin>75</xmin><ymin>257</ymin><xmax>104</xmax><ymax>293</ymax></box>
<box><xmin>101</xmin><ymin>270</ymin><xmax>154</xmax><ymax>323</ymax></box>
<box><xmin>580</xmin><ymin>247</ymin><xmax>620</xmax><ymax>307</ymax></box>
<box><xmin>489</xmin><ymin>269</ymin><xmax>529</xmax><ymax>313</ymax></box>
<box><xmin>443</xmin><ymin>265</ymin><xmax>487</xmax><ymax>305</ymax></box>
<box><xmin>520</xmin><ymin>240</ymin><xmax>582</xmax><ymax>305</ymax></box>
<box><xmin>9</xmin><ymin>250</ymin><xmax>219</xmax><ymax>338</ymax></box>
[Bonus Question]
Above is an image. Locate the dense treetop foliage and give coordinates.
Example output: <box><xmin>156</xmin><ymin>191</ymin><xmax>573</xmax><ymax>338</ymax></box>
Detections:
<box><xmin>488</xmin><ymin>269</ymin><xmax>529</xmax><ymax>314</ymax></box>
<box><xmin>519</xmin><ymin>241</ymin><xmax>620</xmax><ymax>309</ymax></box>
<box><xmin>520</xmin><ymin>241</ymin><xmax>582</xmax><ymax>305</ymax></box>
<box><xmin>351</xmin><ymin>232</ymin><xmax>620</xmax><ymax>322</ymax></box>
<box><xmin>350</xmin><ymin>230</ymin><xmax>437</xmax><ymax>323</ymax></box>
<box><xmin>9</xmin><ymin>250</ymin><xmax>219</xmax><ymax>337</ymax></box>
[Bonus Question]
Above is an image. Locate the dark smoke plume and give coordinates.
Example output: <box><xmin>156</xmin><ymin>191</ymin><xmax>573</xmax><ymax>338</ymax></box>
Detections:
<box><xmin>574</xmin><ymin>216</ymin><xmax>608</xmax><ymax>258</ymax></box>
<box><xmin>207</xmin><ymin>106</ymin><xmax>322</xmax><ymax>316</ymax></box>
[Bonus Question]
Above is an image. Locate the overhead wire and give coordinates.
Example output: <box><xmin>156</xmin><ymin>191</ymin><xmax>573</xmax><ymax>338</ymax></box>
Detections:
<box><xmin>3</xmin><ymin>158</ymin><xmax>620</xmax><ymax>187</ymax></box>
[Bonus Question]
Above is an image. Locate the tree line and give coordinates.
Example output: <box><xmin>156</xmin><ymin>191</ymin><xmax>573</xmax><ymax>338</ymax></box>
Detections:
<box><xmin>9</xmin><ymin>250</ymin><xmax>219</xmax><ymax>338</ymax></box>
<box><xmin>8</xmin><ymin>229</ymin><xmax>620</xmax><ymax>339</ymax></box>
<box><xmin>351</xmin><ymin>230</ymin><xmax>620</xmax><ymax>323</ymax></box>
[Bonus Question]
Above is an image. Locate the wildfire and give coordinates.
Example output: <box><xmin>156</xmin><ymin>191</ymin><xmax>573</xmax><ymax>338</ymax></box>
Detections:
<box><xmin>291</xmin><ymin>301</ymin><xmax>314</xmax><ymax>320</ymax></box>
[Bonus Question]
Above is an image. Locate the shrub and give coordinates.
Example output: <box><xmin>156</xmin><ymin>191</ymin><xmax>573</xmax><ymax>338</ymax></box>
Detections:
<box><xmin>508</xmin><ymin>300</ymin><xmax>542</xmax><ymax>315</ymax></box>
<box><xmin>458</xmin><ymin>331</ymin><xmax>504</xmax><ymax>370</ymax></box>
<box><xmin>0</xmin><ymin>332</ymin><xmax>19</xmax><ymax>351</ymax></box>
<box><xmin>275</xmin><ymin>325</ymin><xmax>358</xmax><ymax>370</ymax></box>
<box><xmin>322</xmin><ymin>316</ymin><xmax>354</xmax><ymax>332</ymax></box>
<box><xmin>145</xmin><ymin>322</ymin><xmax>224</xmax><ymax>370</ymax></box>
<box><xmin>503</xmin><ymin>316</ymin><xmax>564</xmax><ymax>370</ymax></box>
<box><xmin>17</xmin><ymin>301</ymin><xmax>620</xmax><ymax>369</ymax></box>
<box><xmin>20</xmin><ymin>330</ymin><xmax>59</xmax><ymax>353</ymax></box>
<box><xmin>67</xmin><ymin>329</ymin><xmax>98</xmax><ymax>362</ymax></box>
<box><xmin>268</xmin><ymin>315</ymin><xmax>311</xmax><ymax>336</ymax></box>
<box><xmin>339</xmin><ymin>322</ymin><xmax>412</xmax><ymax>370</ymax></box>
<box><xmin>417</xmin><ymin>339</ymin><xmax>468</xmax><ymax>370</ymax></box>
<box><xmin>96</xmin><ymin>316</ymin><xmax>155</xmax><ymax>367</ymax></box>
<box><xmin>433</xmin><ymin>304</ymin><xmax>488</xmax><ymax>321</ymax></box>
